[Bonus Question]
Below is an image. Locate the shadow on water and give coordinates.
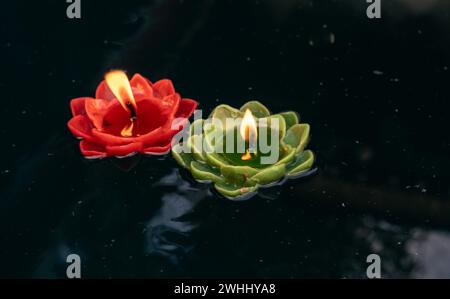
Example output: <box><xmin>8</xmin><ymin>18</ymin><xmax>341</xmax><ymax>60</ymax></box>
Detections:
<box><xmin>2</xmin><ymin>0</ymin><xmax>450</xmax><ymax>278</ymax></box>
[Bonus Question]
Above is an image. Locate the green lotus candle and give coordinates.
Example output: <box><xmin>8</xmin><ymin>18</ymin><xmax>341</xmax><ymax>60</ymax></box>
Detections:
<box><xmin>171</xmin><ymin>101</ymin><xmax>314</xmax><ymax>199</ymax></box>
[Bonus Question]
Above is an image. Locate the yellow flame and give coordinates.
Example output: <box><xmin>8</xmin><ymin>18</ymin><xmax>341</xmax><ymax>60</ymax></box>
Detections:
<box><xmin>104</xmin><ymin>70</ymin><xmax>137</xmax><ymax>112</ymax></box>
<box><xmin>241</xmin><ymin>149</ymin><xmax>252</xmax><ymax>161</ymax></box>
<box><xmin>121</xmin><ymin>121</ymin><xmax>134</xmax><ymax>137</ymax></box>
<box><xmin>240</xmin><ymin>109</ymin><xmax>257</xmax><ymax>141</ymax></box>
<box><xmin>240</xmin><ymin>109</ymin><xmax>257</xmax><ymax>160</ymax></box>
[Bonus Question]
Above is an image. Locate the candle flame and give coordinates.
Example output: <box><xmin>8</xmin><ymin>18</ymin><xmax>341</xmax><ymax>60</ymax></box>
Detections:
<box><xmin>240</xmin><ymin>109</ymin><xmax>257</xmax><ymax>141</ymax></box>
<box><xmin>105</xmin><ymin>70</ymin><xmax>137</xmax><ymax>112</ymax></box>
<box><xmin>240</xmin><ymin>109</ymin><xmax>257</xmax><ymax>160</ymax></box>
<box><xmin>121</xmin><ymin>121</ymin><xmax>134</xmax><ymax>137</ymax></box>
<box><xmin>242</xmin><ymin>149</ymin><xmax>252</xmax><ymax>161</ymax></box>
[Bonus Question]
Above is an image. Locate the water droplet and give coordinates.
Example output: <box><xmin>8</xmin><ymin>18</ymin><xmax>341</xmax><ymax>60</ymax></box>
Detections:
<box><xmin>373</xmin><ymin>70</ymin><xmax>384</xmax><ymax>75</ymax></box>
<box><xmin>329</xmin><ymin>33</ymin><xmax>335</xmax><ymax>44</ymax></box>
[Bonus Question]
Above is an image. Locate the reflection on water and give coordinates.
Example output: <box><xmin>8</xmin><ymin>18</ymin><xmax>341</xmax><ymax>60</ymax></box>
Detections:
<box><xmin>407</xmin><ymin>230</ymin><xmax>450</xmax><ymax>278</ymax></box>
<box><xmin>3</xmin><ymin>146</ymin><xmax>450</xmax><ymax>278</ymax></box>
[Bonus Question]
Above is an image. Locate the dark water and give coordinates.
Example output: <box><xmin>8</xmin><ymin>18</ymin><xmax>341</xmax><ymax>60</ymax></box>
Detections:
<box><xmin>1</xmin><ymin>0</ymin><xmax>450</xmax><ymax>278</ymax></box>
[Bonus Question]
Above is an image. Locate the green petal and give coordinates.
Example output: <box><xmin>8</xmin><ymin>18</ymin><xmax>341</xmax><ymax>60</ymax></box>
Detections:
<box><xmin>283</xmin><ymin>123</ymin><xmax>310</xmax><ymax>153</ymax></box>
<box><xmin>214</xmin><ymin>181</ymin><xmax>258</xmax><ymax>198</ymax></box>
<box><xmin>220</xmin><ymin>164</ymin><xmax>259</xmax><ymax>185</ymax></box>
<box><xmin>210</xmin><ymin>104</ymin><xmax>242</xmax><ymax>122</ymax></box>
<box><xmin>188</xmin><ymin>135</ymin><xmax>206</xmax><ymax>162</ymax></box>
<box><xmin>240</xmin><ymin>101</ymin><xmax>271</xmax><ymax>118</ymax></box>
<box><xmin>280</xmin><ymin>111</ymin><xmax>299</xmax><ymax>129</ymax></box>
<box><xmin>171</xmin><ymin>143</ymin><xmax>195</xmax><ymax>169</ymax></box>
<box><xmin>287</xmin><ymin>150</ymin><xmax>314</xmax><ymax>176</ymax></box>
<box><xmin>275</xmin><ymin>144</ymin><xmax>296</xmax><ymax>166</ymax></box>
<box><xmin>190</xmin><ymin>161</ymin><xmax>224</xmax><ymax>183</ymax></box>
<box><xmin>204</xmin><ymin>151</ymin><xmax>230</xmax><ymax>168</ymax></box>
<box><xmin>248</xmin><ymin>163</ymin><xmax>286</xmax><ymax>185</ymax></box>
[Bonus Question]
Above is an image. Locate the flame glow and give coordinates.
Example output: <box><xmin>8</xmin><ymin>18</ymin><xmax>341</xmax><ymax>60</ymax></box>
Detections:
<box><xmin>241</xmin><ymin>149</ymin><xmax>252</xmax><ymax>161</ymax></box>
<box><xmin>104</xmin><ymin>70</ymin><xmax>137</xmax><ymax>112</ymax></box>
<box><xmin>240</xmin><ymin>109</ymin><xmax>257</xmax><ymax>160</ymax></box>
<box><xmin>240</xmin><ymin>109</ymin><xmax>257</xmax><ymax>141</ymax></box>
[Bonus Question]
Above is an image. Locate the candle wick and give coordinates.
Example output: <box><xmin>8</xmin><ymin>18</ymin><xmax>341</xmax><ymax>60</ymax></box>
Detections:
<box><xmin>126</xmin><ymin>102</ymin><xmax>137</xmax><ymax>119</ymax></box>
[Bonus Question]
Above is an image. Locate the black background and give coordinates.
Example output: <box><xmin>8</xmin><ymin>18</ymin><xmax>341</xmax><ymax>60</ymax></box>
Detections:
<box><xmin>1</xmin><ymin>0</ymin><xmax>450</xmax><ymax>278</ymax></box>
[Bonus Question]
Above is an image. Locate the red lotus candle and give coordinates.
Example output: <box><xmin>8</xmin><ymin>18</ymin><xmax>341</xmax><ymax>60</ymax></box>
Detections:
<box><xmin>68</xmin><ymin>70</ymin><xmax>197</xmax><ymax>158</ymax></box>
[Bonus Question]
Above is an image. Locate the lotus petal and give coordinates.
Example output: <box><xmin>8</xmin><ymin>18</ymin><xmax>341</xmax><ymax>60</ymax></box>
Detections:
<box><xmin>190</xmin><ymin>161</ymin><xmax>224</xmax><ymax>183</ymax></box>
<box><xmin>214</xmin><ymin>181</ymin><xmax>257</xmax><ymax>198</ymax></box>
<box><xmin>248</xmin><ymin>163</ymin><xmax>286</xmax><ymax>185</ymax></box>
<box><xmin>280</xmin><ymin>111</ymin><xmax>299</xmax><ymax>129</ymax></box>
<box><xmin>153</xmin><ymin>79</ymin><xmax>175</xmax><ymax>98</ymax></box>
<box><xmin>210</xmin><ymin>104</ymin><xmax>242</xmax><ymax>123</ymax></box>
<box><xmin>70</xmin><ymin>97</ymin><xmax>89</xmax><ymax>116</ymax></box>
<box><xmin>172</xmin><ymin>144</ymin><xmax>195</xmax><ymax>169</ymax></box>
<box><xmin>220</xmin><ymin>164</ymin><xmax>259</xmax><ymax>185</ymax></box>
<box><xmin>287</xmin><ymin>150</ymin><xmax>314</xmax><ymax>176</ymax></box>
<box><xmin>130</xmin><ymin>73</ymin><xmax>153</xmax><ymax>98</ymax></box>
<box><xmin>79</xmin><ymin>140</ymin><xmax>107</xmax><ymax>158</ymax></box>
<box><xmin>105</xmin><ymin>142</ymin><xmax>143</xmax><ymax>157</ymax></box>
<box><xmin>240</xmin><ymin>100</ymin><xmax>271</xmax><ymax>118</ymax></box>
<box><xmin>283</xmin><ymin>123</ymin><xmax>310</xmax><ymax>153</ymax></box>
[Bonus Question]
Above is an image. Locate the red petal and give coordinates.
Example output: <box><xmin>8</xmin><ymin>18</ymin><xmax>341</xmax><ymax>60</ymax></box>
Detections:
<box><xmin>133</xmin><ymin>98</ymin><xmax>166</xmax><ymax>135</ymax></box>
<box><xmin>141</xmin><ymin>126</ymin><xmax>182</xmax><ymax>150</ymax></box>
<box><xmin>135</xmin><ymin>126</ymin><xmax>164</xmax><ymax>146</ymax></box>
<box><xmin>106</xmin><ymin>142</ymin><xmax>143</xmax><ymax>157</ymax></box>
<box><xmin>101</xmin><ymin>101</ymin><xmax>134</xmax><ymax>135</ymax></box>
<box><xmin>85</xmin><ymin>98</ymin><xmax>112</xmax><ymax>130</ymax></box>
<box><xmin>70</xmin><ymin>97</ymin><xmax>90</xmax><ymax>116</ymax></box>
<box><xmin>67</xmin><ymin>115</ymin><xmax>94</xmax><ymax>141</ymax></box>
<box><xmin>169</xmin><ymin>117</ymin><xmax>189</xmax><ymax>132</ymax></box>
<box><xmin>80</xmin><ymin>140</ymin><xmax>107</xmax><ymax>159</ymax></box>
<box><xmin>160</xmin><ymin>93</ymin><xmax>181</xmax><ymax>120</ymax></box>
<box><xmin>91</xmin><ymin>129</ymin><xmax>135</xmax><ymax>146</ymax></box>
<box><xmin>143</xmin><ymin>142</ymin><xmax>172</xmax><ymax>155</ymax></box>
<box><xmin>130</xmin><ymin>74</ymin><xmax>153</xmax><ymax>98</ymax></box>
<box><xmin>175</xmin><ymin>98</ymin><xmax>198</xmax><ymax>118</ymax></box>
<box><xmin>95</xmin><ymin>80</ymin><xmax>116</xmax><ymax>101</ymax></box>
<box><xmin>153</xmin><ymin>79</ymin><xmax>175</xmax><ymax>98</ymax></box>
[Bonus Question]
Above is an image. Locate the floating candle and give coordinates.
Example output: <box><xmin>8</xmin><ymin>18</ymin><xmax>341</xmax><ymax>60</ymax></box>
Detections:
<box><xmin>172</xmin><ymin>100</ymin><xmax>315</xmax><ymax>199</ymax></box>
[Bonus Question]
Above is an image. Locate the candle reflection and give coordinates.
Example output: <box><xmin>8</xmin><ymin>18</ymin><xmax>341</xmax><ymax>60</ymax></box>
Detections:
<box><xmin>143</xmin><ymin>170</ymin><xmax>210</xmax><ymax>266</ymax></box>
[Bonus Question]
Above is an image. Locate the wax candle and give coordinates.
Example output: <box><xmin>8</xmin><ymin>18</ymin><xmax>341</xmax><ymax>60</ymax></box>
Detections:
<box><xmin>68</xmin><ymin>70</ymin><xmax>197</xmax><ymax>158</ymax></box>
<box><xmin>172</xmin><ymin>100</ymin><xmax>314</xmax><ymax>199</ymax></box>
